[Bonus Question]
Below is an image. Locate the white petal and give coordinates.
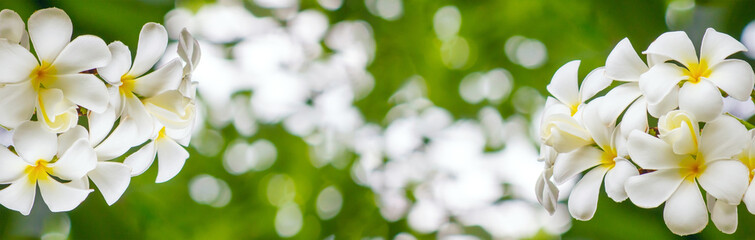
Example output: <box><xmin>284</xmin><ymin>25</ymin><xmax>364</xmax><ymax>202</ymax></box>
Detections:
<box><xmin>627</xmin><ymin>131</ymin><xmax>687</xmax><ymax>169</ymax></box>
<box><xmin>178</xmin><ymin>29</ymin><xmax>201</xmax><ymax>74</ymax></box>
<box><xmin>581</xmin><ymin>100</ymin><xmax>612</xmax><ymax>150</ymax></box>
<box><xmin>605</xmin><ymin>38</ymin><xmax>648</xmax><ymax>81</ymax></box>
<box><xmin>46</xmin><ymin>74</ymin><xmax>109</xmax><ymax>113</ymax></box>
<box><xmin>625</xmin><ymin>169</ymin><xmax>685</xmax><ymax>208</ymax></box>
<box><xmin>123</xmin><ymin>141</ymin><xmax>156</xmax><ymax>176</ymax></box>
<box><xmin>0</xmin><ymin>9</ymin><xmax>26</xmax><ymax>44</ymax></box>
<box><xmin>698</xmin><ymin>160</ymin><xmax>748</xmax><ymax>204</ymax></box>
<box><xmin>87</xmin><ymin>106</ymin><xmax>116</xmax><ymax>147</ymax></box>
<box><xmin>28</xmin><ymin>8</ymin><xmax>72</xmax><ymax>63</ymax></box>
<box><xmin>710</xmin><ymin>200</ymin><xmax>738</xmax><ymax>234</ymax></box>
<box><xmin>88</xmin><ymin>162</ymin><xmax>131</xmax><ymax>205</ymax></box>
<box><xmin>128</xmin><ymin>23</ymin><xmax>168</xmax><ymax>77</ymax></box>
<box><xmin>705</xmin><ymin>59</ymin><xmax>755</xmax><ymax>101</ymax></box>
<box><xmin>541</xmin><ymin>114</ymin><xmax>592</xmax><ymax>153</ymax></box>
<box><xmin>643</xmin><ymin>31</ymin><xmax>698</xmax><ymax>67</ymax></box>
<box><xmin>13</xmin><ymin>121</ymin><xmax>58</xmax><ymax>163</ymax></box>
<box><xmin>639</xmin><ymin>63</ymin><xmax>686</xmax><ymax>105</ymax></box>
<box><xmin>678</xmin><ymin>80</ymin><xmax>724</xmax><ymax>122</ymax></box>
<box><xmin>618</xmin><ymin>98</ymin><xmax>648</xmax><ymax>140</ymax></box>
<box><xmin>567</xmin><ymin>166</ymin><xmax>608</xmax><ymax>221</ymax></box>
<box><xmin>51</xmin><ymin>35</ymin><xmax>111</xmax><ymax>74</ymax></box>
<box><xmin>700</xmin><ymin>115</ymin><xmax>747</xmax><ymax>162</ymax></box>
<box><xmin>547</xmin><ymin>60</ymin><xmax>581</xmax><ymax>108</ymax></box>
<box><xmin>0</xmin><ymin>147</ymin><xmax>31</xmax><ymax>183</ymax></box>
<box><xmin>536</xmin><ymin>168</ymin><xmax>559</xmax><ymax>215</ymax></box>
<box><xmin>97</xmin><ymin>41</ymin><xmax>132</xmax><ymax>84</ymax></box>
<box><xmin>604</xmin><ymin>159</ymin><xmax>638</xmax><ymax>202</ymax></box>
<box><xmin>700</xmin><ymin>28</ymin><xmax>747</xmax><ymax>67</ymax></box>
<box><xmin>662</xmin><ymin>180</ymin><xmax>708</xmax><ymax>236</ymax></box>
<box><xmin>50</xmin><ymin>139</ymin><xmax>96</xmax><ymax>180</ymax></box>
<box><xmin>579</xmin><ymin>67</ymin><xmax>612</xmax><ymax>102</ymax></box>
<box><xmin>0</xmin><ymin>40</ymin><xmax>38</xmax><ymax>83</ymax></box>
<box><xmin>647</xmin><ymin>85</ymin><xmax>679</xmax><ymax>118</ymax></box>
<box><xmin>0</xmin><ymin>81</ymin><xmax>36</xmax><ymax>128</ymax></box>
<box><xmin>94</xmin><ymin>117</ymin><xmax>139</xmax><ymax>160</ymax></box>
<box><xmin>124</xmin><ymin>95</ymin><xmax>156</xmax><ymax>143</ymax></box>
<box><xmin>133</xmin><ymin>59</ymin><xmax>183</xmax><ymax>98</ymax></box>
<box><xmin>155</xmin><ymin>137</ymin><xmax>189</xmax><ymax>183</ymax></box>
<box><xmin>0</xmin><ymin>174</ymin><xmax>36</xmax><ymax>215</ymax></box>
<box><xmin>552</xmin><ymin>146</ymin><xmax>602</xmax><ymax>184</ymax></box>
<box><xmin>57</xmin><ymin>125</ymin><xmax>88</xmax><ymax>155</ymax></box>
<box><xmin>743</xmin><ymin>182</ymin><xmax>755</xmax><ymax>214</ymax></box>
<box><xmin>38</xmin><ymin>178</ymin><xmax>92</xmax><ymax>212</ymax></box>
<box><xmin>598</xmin><ymin>83</ymin><xmax>642</xmax><ymax>124</ymax></box>
<box><xmin>143</xmin><ymin>90</ymin><xmax>193</xmax><ymax>128</ymax></box>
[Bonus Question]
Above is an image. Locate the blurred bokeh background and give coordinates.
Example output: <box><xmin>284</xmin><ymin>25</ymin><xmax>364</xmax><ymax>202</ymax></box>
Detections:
<box><xmin>2</xmin><ymin>0</ymin><xmax>755</xmax><ymax>239</ymax></box>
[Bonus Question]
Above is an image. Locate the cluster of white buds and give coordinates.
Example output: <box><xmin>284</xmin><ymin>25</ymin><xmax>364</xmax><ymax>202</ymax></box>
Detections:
<box><xmin>0</xmin><ymin>8</ymin><xmax>200</xmax><ymax>215</ymax></box>
<box><xmin>536</xmin><ymin>28</ymin><xmax>755</xmax><ymax>235</ymax></box>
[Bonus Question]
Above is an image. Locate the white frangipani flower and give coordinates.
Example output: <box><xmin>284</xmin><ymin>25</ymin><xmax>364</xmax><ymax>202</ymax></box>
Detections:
<box><xmin>540</xmin><ymin>60</ymin><xmax>611</xmax><ymax>153</ymax></box>
<box><xmin>123</xmin><ymin>30</ymin><xmax>200</xmax><ymax>183</ymax></box>
<box><xmin>0</xmin><ymin>8</ymin><xmax>111</xmax><ymax>132</ymax></box>
<box><xmin>552</xmin><ymin>101</ymin><xmax>638</xmax><ymax>220</ymax></box>
<box><xmin>639</xmin><ymin>28</ymin><xmax>755</xmax><ymax>122</ymax></box>
<box><xmin>709</xmin><ymin>129</ymin><xmax>755</xmax><ymax>234</ymax></box>
<box><xmin>625</xmin><ymin>113</ymin><xmax>749</xmax><ymax>235</ymax></box>
<box><xmin>93</xmin><ymin>22</ymin><xmax>183</xmax><ymax>160</ymax></box>
<box><xmin>0</xmin><ymin>121</ymin><xmax>96</xmax><ymax>215</ymax></box>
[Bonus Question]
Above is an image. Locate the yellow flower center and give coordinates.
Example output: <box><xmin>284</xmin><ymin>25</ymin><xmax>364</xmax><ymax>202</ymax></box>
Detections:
<box><xmin>599</xmin><ymin>148</ymin><xmax>617</xmax><ymax>169</ymax></box>
<box><xmin>683</xmin><ymin>60</ymin><xmax>712</xmax><ymax>84</ymax></box>
<box><xmin>569</xmin><ymin>103</ymin><xmax>579</xmax><ymax>116</ymax></box>
<box><xmin>25</xmin><ymin>160</ymin><xmax>52</xmax><ymax>184</ymax></box>
<box><xmin>30</xmin><ymin>62</ymin><xmax>56</xmax><ymax>90</ymax></box>
<box><xmin>680</xmin><ymin>156</ymin><xmax>705</xmax><ymax>181</ymax></box>
<box><xmin>157</xmin><ymin>127</ymin><xmax>167</xmax><ymax>139</ymax></box>
<box><xmin>120</xmin><ymin>75</ymin><xmax>137</xmax><ymax>96</ymax></box>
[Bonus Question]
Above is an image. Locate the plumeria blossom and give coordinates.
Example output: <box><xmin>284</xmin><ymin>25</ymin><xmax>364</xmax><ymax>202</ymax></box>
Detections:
<box><xmin>537</xmin><ymin>28</ymin><xmax>755</xmax><ymax>236</ymax></box>
<box><xmin>639</xmin><ymin>28</ymin><xmax>755</xmax><ymax>122</ymax></box>
<box><xmin>0</xmin><ymin>7</ymin><xmax>199</xmax><ymax>214</ymax></box>
<box><xmin>625</xmin><ymin>112</ymin><xmax>749</xmax><ymax>235</ymax></box>
<box><xmin>540</xmin><ymin>60</ymin><xmax>611</xmax><ymax>153</ymax></box>
<box><xmin>552</xmin><ymin>100</ymin><xmax>638</xmax><ymax>220</ymax></box>
<box><xmin>0</xmin><ymin>8</ymin><xmax>111</xmax><ymax>132</ymax></box>
<box><xmin>707</xmin><ymin>129</ymin><xmax>755</xmax><ymax>234</ymax></box>
<box><xmin>123</xmin><ymin>30</ymin><xmax>199</xmax><ymax>183</ymax></box>
<box><xmin>93</xmin><ymin>22</ymin><xmax>183</xmax><ymax>160</ymax></box>
<box><xmin>0</xmin><ymin>122</ymin><xmax>96</xmax><ymax>215</ymax></box>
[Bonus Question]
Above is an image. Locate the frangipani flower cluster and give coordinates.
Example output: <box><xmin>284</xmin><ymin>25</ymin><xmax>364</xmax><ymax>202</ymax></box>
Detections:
<box><xmin>537</xmin><ymin>28</ymin><xmax>755</xmax><ymax>235</ymax></box>
<box><xmin>0</xmin><ymin>8</ymin><xmax>200</xmax><ymax>215</ymax></box>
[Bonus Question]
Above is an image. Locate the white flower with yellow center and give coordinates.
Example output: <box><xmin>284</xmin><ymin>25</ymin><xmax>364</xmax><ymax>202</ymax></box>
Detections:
<box><xmin>552</xmin><ymin>101</ymin><xmax>638</xmax><ymax>220</ymax></box>
<box><xmin>540</xmin><ymin>61</ymin><xmax>611</xmax><ymax>153</ymax></box>
<box><xmin>706</xmin><ymin>129</ymin><xmax>755</xmax><ymax>234</ymax></box>
<box><xmin>121</xmin><ymin>30</ymin><xmax>199</xmax><ymax>183</ymax></box>
<box><xmin>639</xmin><ymin>28</ymin><xmax>755</xmax><ymax>122</ymax></box>
<box><xmin>91</xmin><ymin>22</ymin><xmax>183</xmax><ymax>160</ymax></box>
<box><xmin>0</xmin><ymin>8</ymin><xmax>111</xmax><ymax>132</ymax></box>
<box><xmin>0</xmin><ymin>121</ymin><xmax>96</xmax><ymax>215</ymax></box>
<box><xmin>625</xmin><ymin>113</ymin><xmax>749</xmax><ymax>236</ymax></box>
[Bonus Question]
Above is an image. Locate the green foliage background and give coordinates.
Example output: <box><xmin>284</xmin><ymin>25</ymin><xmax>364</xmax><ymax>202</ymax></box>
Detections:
<box><xmin>0</xmin><ymin>0</ymin><xmax>755</xmax><ymax>239</ymax></box>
